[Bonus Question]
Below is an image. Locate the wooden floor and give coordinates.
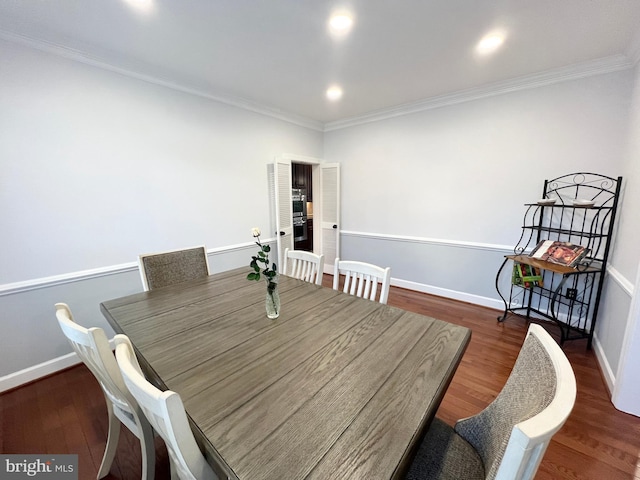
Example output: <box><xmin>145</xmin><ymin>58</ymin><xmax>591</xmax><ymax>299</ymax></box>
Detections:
<box><xmin>2</xmin><ymin>283</ymin><xmax>640</xmax><ymax>479</ymax></box>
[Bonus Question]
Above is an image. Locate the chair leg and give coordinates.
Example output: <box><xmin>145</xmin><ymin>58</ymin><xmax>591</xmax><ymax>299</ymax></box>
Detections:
<box><xmin>97</xmin><ymin>401</ymin><xmax>121</xmax><ymax>479</ymax></box>
<box><xmin>139</xmin><ymin>421</ymin><xmax>156</xmax><ymax>480</ymax></box>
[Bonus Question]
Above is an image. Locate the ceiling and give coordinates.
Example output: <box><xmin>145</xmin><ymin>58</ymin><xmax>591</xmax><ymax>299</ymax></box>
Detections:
<box><xmin>1</xmin><ymin>1</ymin><xmax>640</xmax><ymax>128</ymax></box>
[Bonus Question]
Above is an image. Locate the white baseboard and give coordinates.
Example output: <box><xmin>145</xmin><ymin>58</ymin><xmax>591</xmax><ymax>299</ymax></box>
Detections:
<box><xmin>0</xmin><ymin>352</ymin><xmax>81</xmax><ymax>393</ymax></box>
<box><xmin>592</xmin><ymin>332</ymin><xmax>616</xmax><ymax>394</ymax></box>
<box><xmin>0</xmin><ymin>337</ymin><xmax>117</xmax><ymax>393</ymax></box>
<box><xmin>391</xmin><ymin>277</ymin><xmax>504</xmax><ymax>311</ymax></box>
<box><xmin>393</xmin><ymin>275</ymin><xmax>617</xmax><ymax>399</ymax></box>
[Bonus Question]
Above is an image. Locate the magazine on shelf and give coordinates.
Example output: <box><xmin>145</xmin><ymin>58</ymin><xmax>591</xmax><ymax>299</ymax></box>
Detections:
<box><xmin>529</xmin><ymin>240</ymin><xmax>589</xmax><ymax>267</ymax></box>
<box><xmin>512</xmin><ymin>263</ymin><xmax>543</xmax><ymax>288</ymax></box>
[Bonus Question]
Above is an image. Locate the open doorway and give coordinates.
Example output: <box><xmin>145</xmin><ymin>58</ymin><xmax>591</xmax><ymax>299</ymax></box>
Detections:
<box><xmin>292</xmin><ymin>162</ymin><xmax>313</xmax><ymax>251</ymax></box>
<box><xmin>272</xmin><ymin>154</ymin><xmax>338</xmax><ymax>273</ymax></box>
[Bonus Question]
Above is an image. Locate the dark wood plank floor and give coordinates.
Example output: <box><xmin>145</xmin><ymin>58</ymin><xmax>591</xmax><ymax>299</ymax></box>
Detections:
<box><xmin>2</xmin><ymin>282</ymin><xmax>640</xmax><ymax>479</ymax></box>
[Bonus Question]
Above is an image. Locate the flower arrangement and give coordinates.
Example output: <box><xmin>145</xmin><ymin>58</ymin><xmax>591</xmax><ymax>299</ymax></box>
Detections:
<box><xmin>248</xmin><ymin>228</ymin><xmax>280</xmax><ymax>318</ymax></box>
<box><xmin>247</xmin><ymin>227</ymin><xmax>277</xmax><ymax>284</ymax></box>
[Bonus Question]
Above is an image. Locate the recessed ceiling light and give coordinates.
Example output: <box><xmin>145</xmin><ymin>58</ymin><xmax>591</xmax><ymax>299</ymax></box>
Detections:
<box><xmin>476</xmin><ymin>32</ymin><xmax>506</xmax><ymax>55</ymax></box>
<box><xmin>326</xmin><ymin>85</ymin><xmax>343</xmax><ymax>101</ymax></box>
<box><xmin>124</xmin><ymin>0</ymin><xmax>153</xmax><ymax>12</ymax></box>
<box><xmin>328</xmin><ymin>13</ymin><xmax>353</xmax><ymax>36</ymax></box>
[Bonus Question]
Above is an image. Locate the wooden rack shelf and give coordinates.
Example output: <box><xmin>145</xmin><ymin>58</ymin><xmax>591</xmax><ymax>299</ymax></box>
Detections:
<box><xmin>504</xmin><ymin>254</ymin><xmax>600</xmax><ymax>275</ymax></box>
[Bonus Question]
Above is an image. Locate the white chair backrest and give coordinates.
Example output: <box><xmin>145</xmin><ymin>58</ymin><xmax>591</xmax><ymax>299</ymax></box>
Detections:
<box><xmin>456</xmin><ymin>323</ymin><xmax>576</xmax><ymax>480</ymax></box>
<box><xmin>283</xmin><ymin>248</ymin><xmax>324</xmax><ymax>285</ymax></box>
<box><xmin>138</xmin><ymin>246</ymin><xmax>210</xmax><ymax>291</ymax></box>
<box><xmin>55</xmin><ymin>303</ymin><xmax>138</xmax><ymax>420</ymax></box>
<box><xmin>494</xmin><ymin>324</ymin><xmax>576</xmax><ymax>480</ymax></box>
<box><xmin>55</xmin><ymin>303</ymin><xmax>155</xmax><ymax>480</ymax></box>
<box><xmin>114</xmin><ymin>335</ymin><xmax>217</xmax><ymax>480</ymax></box>
<box><xmin>332</xmin><ymin>258</ymin><xmax>391</xmax><ymax>304</ymax></box>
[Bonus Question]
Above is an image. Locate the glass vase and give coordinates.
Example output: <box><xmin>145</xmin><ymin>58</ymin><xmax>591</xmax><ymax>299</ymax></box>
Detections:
<box><xmin>265</xmin><ymin>280</ymin><xmax>280</xmax><ymax>319</ymax></box>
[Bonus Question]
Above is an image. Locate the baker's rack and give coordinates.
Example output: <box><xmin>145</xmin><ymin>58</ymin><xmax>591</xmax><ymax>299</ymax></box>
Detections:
<box><xmin>495</xmin><ymin>172</ymin><xmax>622</xmax><ymax>348</ymax></box>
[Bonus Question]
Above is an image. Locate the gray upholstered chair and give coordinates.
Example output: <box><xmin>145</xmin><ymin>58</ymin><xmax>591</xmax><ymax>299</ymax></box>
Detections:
<box><xmin>138</xmin><ymin>246</ymin><xmax>210</xmax><ymax>291</ymax></box>
<box><xmin>332</xmin><ymin>258</ymin><xmax>391</xmax><ymax>304</ymax></box>
<box><xmin>405</xmin><ymin>323</ymin><xmax>576</xmax><ymax>480</ymax></box>
<box><xmin>55</xmin><ymin>303</ymin><xmax>155</xmax><ymax>480</ymax></box>
<box><xmin>283</xmin><ymin>248</ymin><xmax>324</xmax><ymax>285</ymax></box>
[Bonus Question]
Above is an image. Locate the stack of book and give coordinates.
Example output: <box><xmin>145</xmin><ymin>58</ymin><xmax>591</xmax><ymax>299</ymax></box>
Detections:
<box><xmin>529</xmin><ymin>240</ymin><xmax>589</xmax><ymax>267</ymax></box>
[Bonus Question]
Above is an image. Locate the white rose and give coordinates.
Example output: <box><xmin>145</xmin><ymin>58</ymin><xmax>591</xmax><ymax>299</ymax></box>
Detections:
<box><xmin>252</xmin><ymin>227</ymin><xmax>261</xmax><ymax>237</ymax></box>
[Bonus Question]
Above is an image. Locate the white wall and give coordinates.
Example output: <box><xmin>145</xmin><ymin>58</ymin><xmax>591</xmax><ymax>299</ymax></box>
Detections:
<box><xmin>611</xmin><ymin>63</ymin><xmax>640</xmax><ymax>415</ymax></box>
<box><xmin>325</xmin><ymin>71</ymin><xmax>631</xmax><ymax>246</ymax></box>
<box><xmin>0</xmin><ymin>39</ymin><xmax>323</xmax><ymax>285</ymax></box>
<box><xmin>610</xmin><ymin>65</ymin><xmax>640</xmax><ymax>282</ymax></box>
<box><xmin>2</xmin><ymin>35</ymin><xmax>638</xmax><ymax>400</ymax></box>
<box><xmin>325</xmin><ymin>69</ymin><xmax>635</xmax><ymax>380</ymax></box>
<box><xmin>0</xmin><ymin>38</ymin><xmax>323</xmax><ymax>381</ymax></box>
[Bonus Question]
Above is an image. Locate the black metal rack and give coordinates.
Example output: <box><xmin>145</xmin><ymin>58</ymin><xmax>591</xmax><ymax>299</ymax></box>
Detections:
<box><xmin>495</xmin><ymin>172</ymin><xmax>622</xmax><ymax>348</ymax></box>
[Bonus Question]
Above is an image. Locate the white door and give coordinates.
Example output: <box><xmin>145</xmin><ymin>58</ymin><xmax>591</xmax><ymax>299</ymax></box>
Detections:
<box><xmin>320</xmin><ymin>163</ymin><xmax>340</xmax><ymax>273</ymax></box>
<box><xmin>273</xmin><ymin>159</ymin><xmax>293</xmax><ymax>269</ymax></box>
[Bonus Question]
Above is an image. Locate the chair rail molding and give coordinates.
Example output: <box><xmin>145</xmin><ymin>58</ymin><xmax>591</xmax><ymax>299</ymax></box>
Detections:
<box><xmin>607</xmin><ymin>264</ymin><xmax>634</xmax><ymax>297</ymax></box>
<box><xmin>0</xmin><ymin>240</ymin><xmax>274</xmax><ymax>296</ymax></box>
<box><xmin>340</xmin><ymin>231</ymin><xmax>634</xmax><ymax>312</ymax></box>
<box><xmin>340</xmin><ymin>230</ymin><xmax>514</xmax><ymax>253</ymax></box>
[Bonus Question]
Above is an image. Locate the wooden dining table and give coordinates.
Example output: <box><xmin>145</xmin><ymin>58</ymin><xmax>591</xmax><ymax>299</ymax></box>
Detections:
<box><xmin>100</xmin><ymin>267</ymin><xmax>471</xmax><ymax>480</ymax></box>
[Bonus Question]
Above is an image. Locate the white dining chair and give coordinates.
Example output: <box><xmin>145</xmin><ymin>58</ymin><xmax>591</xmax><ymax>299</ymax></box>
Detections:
<box><xmin>114</xmin><ymin>335</ymin><xmax>217</xmax><ymax>480</ymax></box>
<box><xmin>283</xmin><ymin>248</ymin><xmax>324</xmax><ymax>285</ymax></box>
<box><xmin>405</xmin><ymin>323</ymin><xmax>577</xmax><ymax>480</ymax></box>
<box><xmin>332</xmin><ymin>258</ymin><xmax>392</xmax><ymax>304</ymax></box>
<box><xmin>54</xmin><ymin>303</ymin><xmax>155</xmax><ymax>480</ymax></box>
<box><xmin>138</xmin><ymin>246</ymin><xmax>210</xmax><ymax>291</ymax></box>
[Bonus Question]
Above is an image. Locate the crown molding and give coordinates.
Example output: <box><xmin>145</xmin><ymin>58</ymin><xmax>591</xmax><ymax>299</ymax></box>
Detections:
<box><xmin>1</xmin><ymin>29</ymin><xmax>634</xmax><ymax>135</ymax></box>
<box><xmin>324</xmin><ymin>54</ymin><xmax>634</xmax><ymax>132</ymax></box>
<box><xmin>0</xmin><ymin>30</ymin><xmax>324</xmax><ymax>132</ymax></box>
